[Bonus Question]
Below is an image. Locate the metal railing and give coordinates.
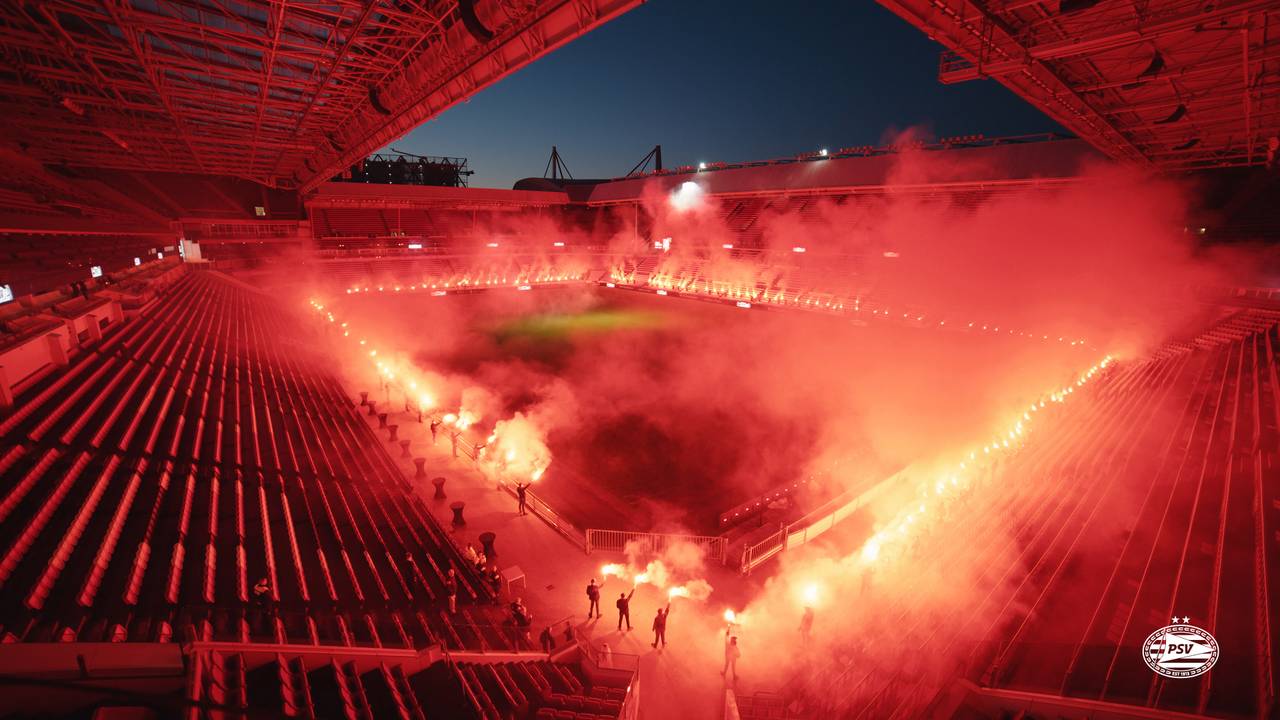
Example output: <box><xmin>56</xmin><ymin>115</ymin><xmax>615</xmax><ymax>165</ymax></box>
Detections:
<box><xmin>452</xmin><ymin>431</ymin><xmax>590</xmax><ymax>552</ymax></box>
<box><xmin>717</xmin><ymin>478</ymin><xmax>811</xmax><ymax>529</ymax></box>
<box><xmin>520</xmin><ymin>487</ymin><xmax>589</xmax><ymax>551</ymax></box>
<box><xmin>585</xmin><ymin>528</ymin><xmax>727</xmax><ymax>563</ymax></box>
<box><xmin>739</xmin><ymin>468</ymin><xmax>905</xmax><ymax>574</ymax></box>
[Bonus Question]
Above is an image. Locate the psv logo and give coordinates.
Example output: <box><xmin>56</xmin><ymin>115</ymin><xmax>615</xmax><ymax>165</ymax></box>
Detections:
<box><xmin>1142</xmin><ymin>618</ymin><xmax>1219</xmax><ymax>679</ymax></box>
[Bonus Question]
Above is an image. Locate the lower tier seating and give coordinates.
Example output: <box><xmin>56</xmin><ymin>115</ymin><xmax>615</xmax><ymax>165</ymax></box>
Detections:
<box><xmin>0</xmin><ymin>271</ymin><xmax>508</xmax><ymax>650</ymax></box>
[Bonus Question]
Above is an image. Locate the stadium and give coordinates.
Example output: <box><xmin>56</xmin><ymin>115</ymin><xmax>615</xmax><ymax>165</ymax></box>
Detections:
<box><xmin>0</xmin><ymin>1</ymin><xmax>1278</xmax><ymax>719</ymax></box>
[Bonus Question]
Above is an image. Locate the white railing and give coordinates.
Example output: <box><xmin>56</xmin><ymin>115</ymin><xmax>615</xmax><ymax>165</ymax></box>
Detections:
<box><xmin>739</xmin><ymin>467</ymin><xmax>907</xmax><ymax>574</ymax></box>
<box><xmin>585</xmin><ymin>528</ymin><xmax>727</xmax><ymax>563</ymax></box>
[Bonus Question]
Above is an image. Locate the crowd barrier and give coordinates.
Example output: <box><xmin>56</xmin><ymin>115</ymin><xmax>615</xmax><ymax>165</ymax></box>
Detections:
<box><xmin>739</xmin><ymin>466</ymin><xmax>907</xmax><ymax>574</ymax></box>
<box><xmin>584</xmin><ymin>528</ymin><xmax>728</xmax><ymax>563</ymax></box>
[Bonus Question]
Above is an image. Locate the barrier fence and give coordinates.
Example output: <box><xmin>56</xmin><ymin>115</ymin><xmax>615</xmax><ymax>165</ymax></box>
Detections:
<box><xmin>584</xmin><ymin>528</ymin><xmax>727</xmax><ymax>563</ymax></box>
<box><xmin>448</xmin><ymin>431</ymin><xmax>590</xmax><ymax>552</ymax></box>
<box><xmin>739</xmin><ymin>467</ymin><xmax>907</xmax><ymax>574</ymax></box>
<box><xmin>373</xmin><ymin>382</ymin><xmax>724</xmax><ymax>564</ymax></box>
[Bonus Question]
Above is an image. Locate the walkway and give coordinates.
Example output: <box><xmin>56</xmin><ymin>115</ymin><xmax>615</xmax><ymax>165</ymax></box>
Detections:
<box><xmin>344</xmin><ymin>378</ymin><xmax>751</xmax><ymax>719</ymax></box>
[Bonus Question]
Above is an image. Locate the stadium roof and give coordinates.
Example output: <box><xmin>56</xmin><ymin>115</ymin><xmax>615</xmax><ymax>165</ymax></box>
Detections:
<box><xmin>0</xmin><ymin>0</ymin><xmax>639</xmax><ymax>191</ymax></box>
<box><xmin>879</xmin><ymin>0</ymin><xmax>1280</xmax><ymax>171</ymax></box>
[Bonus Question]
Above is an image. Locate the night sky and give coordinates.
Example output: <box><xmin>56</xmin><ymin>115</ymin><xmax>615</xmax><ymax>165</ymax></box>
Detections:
<box><xmin>391</xmin><ymin>0</ymin><xmax>1062</xmax><ymax>189</ymax></box>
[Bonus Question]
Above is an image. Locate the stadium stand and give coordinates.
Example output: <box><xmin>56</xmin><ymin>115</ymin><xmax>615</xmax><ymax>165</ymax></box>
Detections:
<box><xmin>785</xmin><ymin>308</ymin><xmax>1279</xmax><ymax>718</ymax></box>
<box><xmin>0</xmin><ymin>232</ymin><xmax>169</xmax><ymax>297</ymax></box>
<box><xmin>0</xmin><ymin>270</ymin><xmax>520</xmax><ymax>651</ymax></box>
<box><xmin>186</xmin><ymin>650</ymin><xmax>629</xmax><ymax>720</ymax></box>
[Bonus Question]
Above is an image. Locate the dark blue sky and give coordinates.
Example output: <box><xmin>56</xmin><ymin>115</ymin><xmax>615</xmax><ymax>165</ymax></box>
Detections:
<box><xmin>391</xmin><ymin>0</ymin><xmax>1061</xmax><ymax>189</ymax></box>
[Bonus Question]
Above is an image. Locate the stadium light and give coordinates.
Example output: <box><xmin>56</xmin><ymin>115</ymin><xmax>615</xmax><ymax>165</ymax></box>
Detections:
<box><xmin>669</xmin><ymin>181</ymin><xmax>704</xmax><ymax>212</ymax></box>
<box><xmin>792</xmin><ymin>246</ymin><xmax>806</xmax><ymax>253</ymax></box>
<box><xmin>698</xmin><ymin>162</ymin><xmax>707</xmax><ymax>170</ymax></box>
<box><xmin>819</xmin><ymin>148</ymin><xmax>828</xmax><ymax>156</ymax></box>
<box><xmin>407</xmin><ymin>243</ymin><xmax>422</xmax><ymax>250</ymax></box>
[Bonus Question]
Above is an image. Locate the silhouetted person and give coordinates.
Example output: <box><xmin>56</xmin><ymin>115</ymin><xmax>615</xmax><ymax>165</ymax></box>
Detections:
<box><xmin>586</xmin><ymin>578</ymin><xmax>601</xmax><ymax>618</ymax></box>
<box><xmin>652</xmin><ymin>604</ymin><xmax>670</xmax><ymax>648</ymax></box>
<box><xmin>511</xmin><ymin>597</ymin><xmax>532</xmax><ymax>645</ymax></box>
<box><xmin>616</xmin><ymin>589</ymin><xmax>635</xmax><ymax>630</ymax></box>
<box><xmin>540</xmin><ymin>626</ymin><xmax>556</xmax><ymax>654</ymax></box>
<box><xmin>800</xmin><ymin>607</ymin><xmax>814</xmax><ymax>644</ymax></box>
<box><xmin>722</xmin><ymin>634</ymin><xmax>740</xmax><ymax>682</ymax></box>
<box><xmin>430</xmin><ymin>419</ymin><xmax>441</xmax><ymax>444</ymax></box>
<box><xmin>515</xmin><ymin>482</ymin><xmax>530</xmax><ymax>515</ymax></box>
<box><xmin>445</xmin><ymin>568</ymin><xmax>458</xmax><ymax>614</ymax></box>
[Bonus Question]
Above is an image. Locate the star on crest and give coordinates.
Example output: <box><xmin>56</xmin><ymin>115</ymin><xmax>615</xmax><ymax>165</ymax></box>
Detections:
<box><xmin>1172</xmin><ymin>615</ymin><xmax>1190</xmax><ymax>624</ymax></box>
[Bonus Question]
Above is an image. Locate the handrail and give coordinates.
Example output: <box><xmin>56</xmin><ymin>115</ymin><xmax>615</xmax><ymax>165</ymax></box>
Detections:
<box><xmin>739</xmin><ymin>467</ymin><xmax>904</xmax><ymax>574</ymax></box>
<box><xmin>451</xmin><ymin>430</ymin><xmax>590</xmax><ymax>552</ymax></box>
<box><xmin>585</xmin><ymin>528</ymin><xmax>726</xmax><ymax>563</ymax></box>
<box><xmin>443</xmin><ymin>650</ymin><xmax>488</xmax><ymax>718</ymax></box>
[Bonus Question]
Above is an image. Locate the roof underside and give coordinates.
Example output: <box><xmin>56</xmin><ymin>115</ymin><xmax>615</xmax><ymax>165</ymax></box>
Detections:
<box><xmin>878</xmin><ymin>0</ymin><xmax>1280</xmax><ymax>171</ymax></box>
<box><xmin>0</xmin><ymin>0</ymin><xmax>640</xmax><ymax>191</ymax></box>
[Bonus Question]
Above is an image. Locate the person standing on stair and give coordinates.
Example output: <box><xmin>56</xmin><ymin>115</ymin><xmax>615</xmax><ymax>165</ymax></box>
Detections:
<box><xmin>445</xmin><ymin>568</ymin><xmax>458</xmax><ymax>614</ymax></box>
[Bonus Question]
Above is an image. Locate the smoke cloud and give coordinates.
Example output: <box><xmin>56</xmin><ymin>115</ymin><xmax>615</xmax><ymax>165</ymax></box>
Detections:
<box><xmin>291</xmin><ymin>136</ymin><xmax>1264</xmax><ymax>712</ymax></box>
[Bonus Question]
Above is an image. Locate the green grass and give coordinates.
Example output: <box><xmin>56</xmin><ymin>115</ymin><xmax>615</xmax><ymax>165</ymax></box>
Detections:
<box><xmin>491</xmin><ymin>309</ymin><xmax>669</xmax><ymax>342</ymax></box>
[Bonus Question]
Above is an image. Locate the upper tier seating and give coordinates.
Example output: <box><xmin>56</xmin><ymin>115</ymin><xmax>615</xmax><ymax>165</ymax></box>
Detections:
<box><xmin>0</xmin><ymin>233</ymin><xmax>164</xmax><ymax>296</ymax></box>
